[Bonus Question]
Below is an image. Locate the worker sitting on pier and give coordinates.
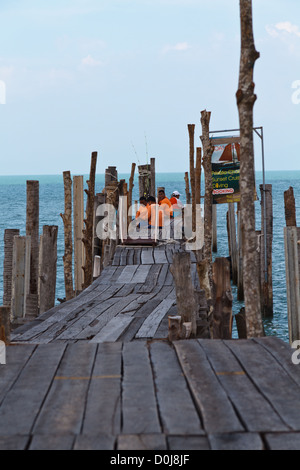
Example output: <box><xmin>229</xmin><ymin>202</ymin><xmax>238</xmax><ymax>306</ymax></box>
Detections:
<box><xmin>169</xmin><ymin>190</ymin><xmax>184</xmax><ymax>216</ymax></box>
<box><xmin>135</xmin><ymin>196</ymin><xmax>149</xmax><ymax>229</ymax></box>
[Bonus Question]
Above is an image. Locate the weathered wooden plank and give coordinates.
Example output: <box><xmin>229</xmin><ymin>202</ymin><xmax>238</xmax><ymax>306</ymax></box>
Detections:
<box><xmin>81</xmin><ymin>342</ymin><xmax>122</xmax><ymax>435</ymax></box>
<box><xmin>33</xmin><ymin>343</ymin><xmax>97</xmax><ymax>435</ymax></box>
<box><xmin>136</xmin><ymin>263</ymin><xmax>162</xmax><ymax>293</ymax></box>
<box><xmin>153</xmin><ymin>248</ymin><xmax>168</xmax><ymax>264</ymax></box>
<box><xmin>130</xmin><ymin>264</ymin><xmax>151</xmax><ymax>284</ymax></box>
<box><xmin>198</xmin><ymin>339</ymin><xmax>288</xmax><ymax>432</ymax></box>
<box><xmin>150</xmin><ymin>341</ymin><xmax>203</xmax><ymax>435</ymax></box>
<box><xmin>208</xmin><ymin>432</ymin><xmax>264</xmax><ymax>450</ymax></box>
<box><xmin>0</xmin><ymin>435</ymin><xmax>29</xmax><ymax>450</ymax></box>
<box><xmin>75</xmin><ymin>294</ymin><xmax>140</xmax><ymax>340</ymax></box>
<box><xmin>135</xmin><ymin>299</ymin><xmax>175</xmax><ymax>338</ymax></box>
<box><xmin>122</xmin><ymin>341</ymin><xmax>161</xmax><ymax>434</ymax></box>
<box><xmin>0</xmin><ymin>344</ymin><xmax>36</xmax><ymax>404</ymax></box>
<box><xmin>253</xmin><ymin>336</ymin><xmax>300</xmax><ymax>387</ymax></box>
<box><xmin>173</xmin><ymin>340</ymin><xmax>244</xmax><ymax>433</ymax></box>
<box><xmin>0</xmin><ymin>343</ymin><xmax>66</xmax><ymax>436</ymax></box>
<box><xmin>141</xmin><ymin>247</ymin><xmax>154</xmax><ymax>264</ymax></box>
<box><xmin>226</xmin><ymin>339</ymin><xmax>300</xmax><ymax>430</ymax></box>
<box><xmin>29</xmin><ymin>433</ymin><xmax>75</xmax><ymax>450</ymax></box>
<box><xmin>167</xmin><ymin>435</ymin><xmax>210</xmax><ymax>451</ymax></box>
<box><xmin>264</xmin><ymin>432</ymin><xmax>300</xmax><ymax>450</ymax></box>
<box><xmin>116</xmin><ymin>265</ymin><xmax>139</xmax><ymax>284</ymax></box>
<box><xmin>89</xmin><ymin>315</ymin><xmax>133</xmax><ymax>342</ymax></box>
<box><xmin>117</xmin><ymin>434</ymin><xmax>167</xmax><ymax>450</ymax></box>
<box><xmin>73</xmin><ymin>434</ymin><xmax>115</xmax><ymax>450</ymax></box>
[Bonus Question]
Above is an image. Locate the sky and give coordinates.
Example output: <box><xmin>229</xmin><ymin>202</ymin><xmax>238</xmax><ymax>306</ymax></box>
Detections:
<box><xmin>0</xmin><ymin>0</ymin><xmax>299</xmax><ymax>175</ymax></box>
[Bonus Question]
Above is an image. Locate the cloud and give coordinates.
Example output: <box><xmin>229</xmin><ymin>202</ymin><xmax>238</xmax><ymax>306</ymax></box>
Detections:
<box><xmin>81</xmin><ymin>54</ymin><xmax>103</xmax><ymax>67</ymax></box>
<box><xmin>162</xmin><ymin>42</ymin><xmax>191</xmax><ymax>54</ymax></box>
<box><xmin>266</xmin><ymin>21</ymin><xmax>300</xmax><ymax>38</ymax></box>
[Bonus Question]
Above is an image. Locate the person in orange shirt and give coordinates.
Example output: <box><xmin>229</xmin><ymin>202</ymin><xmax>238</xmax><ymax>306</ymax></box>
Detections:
<box><xmin>135</xmin><ymin>196</ymin><xmax>149</xmax><ymax>228</ymax></box>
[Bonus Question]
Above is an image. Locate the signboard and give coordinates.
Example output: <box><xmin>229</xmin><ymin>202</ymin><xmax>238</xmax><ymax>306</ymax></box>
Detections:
<box><xmin>211</xmin><ymin>136</ymin><xmax>241</xmax><ymax>204</ymax></box>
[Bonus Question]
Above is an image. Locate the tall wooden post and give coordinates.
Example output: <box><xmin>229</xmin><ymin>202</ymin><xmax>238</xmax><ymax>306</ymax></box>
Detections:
<box><xmin>39</xmin><ymin>225</ymin><xmax>58</xmax><ymax>314</ymax></box>
<box><xmin>188</xmin><ymin>124</ymin><xmax>196</xmax><ymax>232</ymax></box>
<box><xmin>128</xmin><ymin>163</ymin><xmax>136</xmax><ymax>225</ymax></box>
<box><xmin>60</xmin><ymin>171</ymin><xmax>74</xmax><ymax>300</ymax></box>
<box><xmin>150</xmin><ymin>158</ymin><xmax>156</xmax><ymax>198</ymax></box>
<box><xmin>237</xmin><ymin>206</ymin><xmax>244</xmax><ymax>300</ymax></box>
<box><xmin>26</xmin><ymin>180</ymin><xmax>39</xmax><ymax>316</ymax></box>
<box><xmin>236</xmin><ymin>0</ymin><xmax>263</xmax><ymax>337</ymax></box>
<box><xmin>3</xmin><ymin>229</ymin><xmax>20</xmax><ymax>307</ymax></box>
<box><xmin>212</xmin><ymin>257</ymin><xmax>233</xmax><ymax>339</ymax></box>
<box><xmin>0</xmin><ymin>307</ymin><xmax>10</xmax><ymax>344</ymax></box>
<box><xmin>184</xmin><ymin>172</ymin><xmax>191</xmax><ymax>204</ymax></box>
<box><xmin>260</xmin><ymin>183</ymin><xmax>273</xmax><ymax>317</ymax></box>
<box><xmin>82</xmin><ymin>151</ymin><xmax>97</xmax><ymax>289</ymax></box>
<box><xmin>284</xmin><ymin>226</ymin><xmax>300</xmax><ymax>345</ymax></box>
<box><xmin>170</xmin><ymin>252</ymin><xmax>197</xmax><ymax>336</ymax></box>
<box><xmin>284</xmin><ymin>187</ymin><xmax>296</xmax><ymax>226</ymax></box>
<box><xmin>73</xmin><ymin>175</ymin><xmax>85</xmax><ymax>294</ymax></box>
<box><xmin>200</xmin><ymin>110</ymin><xmax>214</xmax><ymax>279</ymax></box>
<box><xmin>227</xmin><ymin>203</ymin><xmax>238</xmax><ymax>284</ymax></box>
<box><xmin>212</xmin><ymin>204</ymin><xmax>217</xmax><ymax>253</ymax></box>
<box><xmin>11</xmin><ymin>236</ymin><xmax>31</xmax><ymax>321</ymax></box>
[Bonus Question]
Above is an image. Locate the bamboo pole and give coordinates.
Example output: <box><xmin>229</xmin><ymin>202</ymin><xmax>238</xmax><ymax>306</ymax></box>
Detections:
<box><xmin>128</xmin><ymin>162</ymin><xmax>136</xmax><ymax>225</ymax></box>
<box><xmin>236</xmin><ymin>0</ymin><xmax>263</xmax><ymax>337</ymax></box>
<box><xmin>82</xmin><ymin>151</ymin><xmax>97</xmax><ymax>289</ymax></box>
<box><xmin>60</xmin><ymin>171</ymin><xmax>74</xmax><ymax>300</ymax></box>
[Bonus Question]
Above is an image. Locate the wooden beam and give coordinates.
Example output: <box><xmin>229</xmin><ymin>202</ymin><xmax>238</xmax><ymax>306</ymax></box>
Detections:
<box><xmin>73</xmin><ymin>175</ymin><xmax>85</xmax><ymax>294</ymax></box>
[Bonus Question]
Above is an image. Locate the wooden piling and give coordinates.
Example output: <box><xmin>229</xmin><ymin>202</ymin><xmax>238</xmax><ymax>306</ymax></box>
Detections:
<box><xmin>82</xmin><ymin>151</ymin><xmax>97</xmax><ymax>289</ymax></box>
<box><xmin>26</xmin><ymin>180</ymin><xmax>39</xmax><ymax>316</ymax></box>
<box><xmin>73</xmin><ymin>175</ymin><xmax>85</xmax><ymax>294</ymax></box>
<box><xmin>260</xmin><ymin>183</ymin><xmax>273</xmax><ymax>317</ymax></box>
<box><xmin>284</xmin><ymin>226</ymin><xmax>300</xmax><ymax>345</ymax></box>
<box><xmin>0</xmin><ymin>306</ymin><xmax>10</xmax><ymax>344</ymax></box>
<box><xmin>11</xmin><ymin>235</ymin><xmax>31</xmax><ymax>321</ymax></box>
<box><xmin>184</xmin><ymin>172</ymin><xmax>191</xmax><ymax>205</ymax></box>
<box><xmin>39</xmin><ymin>225</ymin><xmax>58</xmax><ymax>315</ymax></box>
<box><xmin>128</xmin><ymin>162</ymin><xmax>136</xmax><ymax>224</ymax></box>
<box><xmin>3</xmin><ymin>229</ymin><xmax>20</xmax><ymax>307</ymax></box>
<box><xmin>227</xmin><ymin>203</ymin><xmax>238</xmax><ymax>284</ymax></box>
<box><xmin>170</xmin><ymin>251</ymin><xmax>197</xmax><ymax>336</ymax></box>
<box><xmin>236</xmin><ymin>0</ymin><xmax>263</xmax><ymax>337</ymax></box>
<box><xmin>60</xmin><ymin>171</ymin><xmax>74</xmax><ymax>301</ymax></box>
<box><xmin>188</xmin><ymin>124</ymin><xmax>196</xmax><ymax>232</ymax></box>
<box><xmin>200</xmin><ymin>110</ymin><xmax>214</xmax><ymax>289</ymax></box>
<box><xmin>212</xmin><ymin>257</ymin><xmax>233</xmax><ymax>339</ymax></box>
<box><xmin>212</xmin><ymin>204</ymin><xmax>217</xmax><ymax>253</ymax></box>
<box><xmin>237</xmin><ymin>206</ymin><xmax>244</xmax><ymax>300</ymax></box>
<box><xmin>284</xmin><ymin>186</ymin><xmax>297</xmax><ymax>227</ymax></box>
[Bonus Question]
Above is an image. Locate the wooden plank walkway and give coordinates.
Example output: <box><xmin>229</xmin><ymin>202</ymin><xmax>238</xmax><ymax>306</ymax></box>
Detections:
<box><xmin>11</xmin><ymin>243</ymin><xmax>198</xmax><ymax>344</ymax></box>
<box><xmin>2</xmin><ymin>243</ymin><xmax>300</xmax><ymax>450</ymax></box>
<box><xmin>1</xmin><ymin>337</ymin><xmax>300</xmax><ymax>450</ymax></box>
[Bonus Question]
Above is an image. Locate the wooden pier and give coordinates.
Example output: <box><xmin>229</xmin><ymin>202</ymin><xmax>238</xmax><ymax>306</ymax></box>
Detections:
<box><xmin>0</xmin><ymin>244</ymin><xmax>300</xmax><ymax>451</ymax></box>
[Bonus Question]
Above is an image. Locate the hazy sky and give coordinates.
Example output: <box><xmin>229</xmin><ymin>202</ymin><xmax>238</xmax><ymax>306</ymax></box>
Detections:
<box><xmin>0</xmin><ymin>0</ymin><xmax>299</xmax><ymax>175</ymax></box>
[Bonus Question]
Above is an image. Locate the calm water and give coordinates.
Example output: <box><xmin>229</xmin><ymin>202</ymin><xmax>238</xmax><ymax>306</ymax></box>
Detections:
<box><xmin>0</xmin><ymin>171</ymin><xmax>299</xmax><ymax>342</ymax></box>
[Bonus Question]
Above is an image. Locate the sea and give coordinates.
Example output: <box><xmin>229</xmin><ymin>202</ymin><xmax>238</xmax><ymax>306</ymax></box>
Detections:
<box><xmin>0</xmin><ymin>171</ymin><xmax>299</xmax><ymax>343</ymax></box>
